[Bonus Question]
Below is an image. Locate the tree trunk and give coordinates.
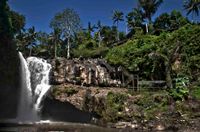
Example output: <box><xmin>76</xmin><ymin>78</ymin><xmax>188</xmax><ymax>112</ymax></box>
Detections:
<box><xmin>67</xmin><ymin>37</ymin><xmax>70</xmax><ymax>59</ymax></box>
<box><xmin>192</xmin><ymin>12</ymin><xmax>194</xmax><ymax>23</ymax></box>
<box><xmin>29</xmin><ymin>47</ymin><xmax>32</xmax><ymax>56</ymax></box>
<box><xmin>145</xmin><ymin>23</ymin><xmax>149</xmax><ymax>33</ymax></box>
<box><xmin>165</xmin><ymin>62</ymin><xmax>173</xmax><ymax>88</ymax></box>
<box><xmin>98</xmin><ymin>31</ymin><xmax>101</xmax><ymax>47</ymax></box>
<box><xmin>67</xmin><ymin>26</ymin><xmax>71</xmax><ymax>59</ymax></box>
<box><xmin>54</xmin><ymin>42</ymin><xmax>57</xmax><ymax>59</ymax></box>
<box><xmin>117</xmin><ymin>21</ymin><xmax>119</xmax><ymax>41</ymax></box>
<box><xmin>125</xmin><ymin>23</ymin><xmax>128</xmax><ymax>35</ymax></box>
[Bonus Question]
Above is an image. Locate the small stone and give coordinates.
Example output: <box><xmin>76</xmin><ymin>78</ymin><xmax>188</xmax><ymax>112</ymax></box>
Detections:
<box><xmin>125</xmin><ymin>107</ymin><xmax>129</xmax><ymax>112</ymax></box>
<box><xmin>155</xmin><ymin>124</ymin><xmax>165</xmax><ymax>131</ymax></box>
<box><xmin>131</xmin><ymin>124</ymin><xmax>138</xmax><ymax>128</ymax></box>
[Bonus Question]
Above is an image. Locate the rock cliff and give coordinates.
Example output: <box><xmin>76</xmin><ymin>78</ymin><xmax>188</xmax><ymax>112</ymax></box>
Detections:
<box><xmin>50</xmin><ymin>58</ymin><xmax>121</xmax><ymax>87</ymax></box>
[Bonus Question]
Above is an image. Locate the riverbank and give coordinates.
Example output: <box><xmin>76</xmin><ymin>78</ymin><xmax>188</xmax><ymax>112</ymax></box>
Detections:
<box><xmin>50</xmin><ymin>83</ymin><xmax>200</xmax><ymax>131</ymax></box>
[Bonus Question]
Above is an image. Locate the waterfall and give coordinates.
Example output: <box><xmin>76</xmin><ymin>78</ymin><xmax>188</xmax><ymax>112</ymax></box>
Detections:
<box><xmin>27</xmin><ymin>57</ymin><xmax>52</xmax><ymax>110</ymax></box>
<box><xmin>17</xmin><ymin>52</ymin><xmax>52</xmax><ymax>122</ymax></box>
<box><xmin>18</xmin><ymin>52</ymin><xmax>39</xmax><ymax>121</ymax></box>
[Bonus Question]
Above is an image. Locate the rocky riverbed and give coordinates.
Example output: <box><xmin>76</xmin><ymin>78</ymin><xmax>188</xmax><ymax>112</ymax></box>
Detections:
<box><xmin>49</xmin><ymin>84</ymin><xmax>200</xmax><ymax>131</ymax></box>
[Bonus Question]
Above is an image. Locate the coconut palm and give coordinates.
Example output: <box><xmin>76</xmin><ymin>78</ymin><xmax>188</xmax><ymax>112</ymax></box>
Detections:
<box><xmin>184</xmin><ymin>0</ymin><xmax>200</xmax><ymax>22</ymax></box>
<box><xmin>112</xmin><ymin>10</ymin><xmax>124</xmax><ymax>41</ymax></box>
<box><xmin>49</xmin><ymin>28</ymin><xmax>62</xmax><ymax>58</ymax></box>
<box><xmin>138</xmin><ymin>0</ymin><xmax>163</xmax><ymax>33</ymax></box>
<box><xmin>87</xmin><ymin>22</ymin><xmax>97</xmax><ymax>39</ymax></box>
<box><xmin>126</xmin><ymin>7</ymin><xmax>144</xmax><ymax>31</ymax></box>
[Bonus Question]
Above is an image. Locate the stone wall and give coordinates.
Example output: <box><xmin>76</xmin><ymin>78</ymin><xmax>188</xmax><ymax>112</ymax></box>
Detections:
<box><xmin>50</xmin><ymin>58</ymin><xmax>121</xmax><ymax>87</ymax></box>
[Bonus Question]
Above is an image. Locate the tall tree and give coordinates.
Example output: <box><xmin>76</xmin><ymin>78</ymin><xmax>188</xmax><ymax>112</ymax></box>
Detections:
<box><xmin>16</xmin><ymin>26</ymin><xmax>37</xmax><ymax>57</ymax></box>
<box><xmin>87</xmin><ymin>22</ymin><xmax>97</xmax><ymax>38</ymax></box>
<box><xmin>126</xmin><ymin>7</ymin><xmax>144</xmax><ymax>32</ymax></box>
<box><xmin>35</xmin><ymin>31</ymin><xmax>50</xmax><ymax>57</ymax></box>
<box><xmin>50</xmin><ymin>8</ymin><xmax>82</xmax><ymax>59</ymax></box>
<box><xmin>97</xmin><ymin>20</ymin><xmax>103</xmax><ymax>46</ymax></box>
<box><xmin>49</xmin><ymin>28</ymin><xmax>62</xmax><ymax>58</ymax></box>
<box><xmin>184</xmin><ymin>0</ymin><xmax>200</xmax><ymax>22</ymax></box>
<box><xmin>138</xmin><ymin>0</ymin><xmax>163</xmax><ymax>33</ymax></box>
<box><xmin>100</xmin><ymin>26</ymin><xmax>117</xmax><ymax>45</ymax></box>
<box><xmin>112</xmin><ymin>10</ymin><xmax>124</xmax><ymax>41</ymax></box>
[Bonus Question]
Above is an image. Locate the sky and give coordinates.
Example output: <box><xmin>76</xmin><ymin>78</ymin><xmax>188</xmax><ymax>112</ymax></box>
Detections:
<box><xmin>8</xmin><ymin>0</ymin><xmax>197</xmax><ymax>33</ymax></box>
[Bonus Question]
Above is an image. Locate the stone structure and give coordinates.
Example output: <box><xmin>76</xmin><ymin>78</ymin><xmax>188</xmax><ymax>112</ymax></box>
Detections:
<box><xmin>50</xmin><ymin>58</ymin><xmax>121</xmax><ymax>87</ymax></box>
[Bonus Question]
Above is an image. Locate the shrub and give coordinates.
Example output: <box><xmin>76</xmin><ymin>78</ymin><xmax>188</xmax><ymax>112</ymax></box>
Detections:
<box><xmin>102</xmin><ymin>92</ymin><xmax>127</xmax><ymax>122</ymax></box>
<box><xmin>169</xmin><ymin>77</ymin><xmax>189</xmax><ymax>101</ymax></box>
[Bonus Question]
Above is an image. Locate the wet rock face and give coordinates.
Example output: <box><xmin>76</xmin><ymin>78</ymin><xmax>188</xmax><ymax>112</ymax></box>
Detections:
<box><xmin>50</xmin><ymin>58</ymin><xmax>121</xmax><ymax>87</ymax></box>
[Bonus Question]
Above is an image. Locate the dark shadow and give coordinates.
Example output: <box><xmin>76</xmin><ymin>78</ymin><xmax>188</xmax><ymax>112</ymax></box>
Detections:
<box><xmin>41</xmin><ymin>97</ymin><xmax>93</xmax><ymax>123</ymax></box>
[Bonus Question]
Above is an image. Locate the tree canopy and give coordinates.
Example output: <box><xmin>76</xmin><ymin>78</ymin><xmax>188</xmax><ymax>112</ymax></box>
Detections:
<box><xmin>50</xmin><ymin>8</ymin><xmax>82</xmax><ymax>39</ymax></box>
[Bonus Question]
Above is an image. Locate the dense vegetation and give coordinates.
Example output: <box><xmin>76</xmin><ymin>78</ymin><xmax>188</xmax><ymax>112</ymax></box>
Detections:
<box><xmin>106</xmin><ymin>24</ymin><xmax>200</xmax><ymax>84</ymax></box>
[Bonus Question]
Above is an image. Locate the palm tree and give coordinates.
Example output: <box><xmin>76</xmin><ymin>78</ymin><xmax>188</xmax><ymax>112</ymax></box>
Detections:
<box><xmin>112</xmin><ymin>10</ymin><xmax>124</xmax><ymax>41</ymax></box>
<box><xmin>126</xmin><ymin>7</ymin><xmax>144</xmax><ymax>31</ymax></box>
<box><xmin>49</xmin><ymin>28</ymin><xmax>62</xmax><ymax>58</ymax></box>
<box><xmin>184</xmin><ymin>0</ymin><xmax>200</xmax><ymax>22</ymax></box>
<box><xmin>138</xmin><ymin>0</ymin><xmax>163</xmax><ymax>33</ymax></box>
<box><xmin>87</xmin><ymin>22</ymin><xmax>97</xmax><ymax>37</ymax></box>
<box><xmin>26</xmin><ymin>26</ymin><xmax>37</xmax><ymax>56</ymax></box>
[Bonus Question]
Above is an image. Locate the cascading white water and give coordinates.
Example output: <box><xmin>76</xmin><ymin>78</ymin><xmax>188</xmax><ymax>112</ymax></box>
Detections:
<box><xmin>18</xmin><ymin>52</ymin><xmax>39</xmax><ymax>121</ymax></box>
<box><xmin>27</xmin><ymin>57</ymin><xmax>52</xmax><ymax>110</ymax></box>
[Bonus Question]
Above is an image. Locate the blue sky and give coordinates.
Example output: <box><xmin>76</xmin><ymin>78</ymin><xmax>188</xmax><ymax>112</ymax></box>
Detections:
<box><xmin>8</xmin><ymin>0</ymin><xmax>196</xmax><ymax>33</ymax></box>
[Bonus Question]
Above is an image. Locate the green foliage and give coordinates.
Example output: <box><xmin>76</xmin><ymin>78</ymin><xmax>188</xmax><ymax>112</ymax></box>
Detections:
<box><xmin>126</xmin><ymin>7</ymin><xmax>144</xmax><ymax>30</ymax></box>
<box><xmin>164</xmin><ymin>24</ymin><xmax>200</xmax><ymax>80</ymax></box>
<box><xmin>106</xmin><ymin>24</ymin><xmax>200</xmax><ymax>81</ymax></box>
<box><xmin>100</xmin><ymin>26</ymin><xmax>118</xmax><ymax>45</ymax></box>
<box><xmin>52</xmin><ymin>86</ymin><xmax>62</xmax><ymax>96</ymax></box>
<box><xmin>73</xmin><ymin>46</ymin><xmax>108</xmax><ymax>58</ymax></box>
<box><xmin>154</xmin><ymin>10</ymin><xmax>189</xmax><ymax>32</ymax></box>
<box><xmin>169</xmin><ymin>77</ymin><xmax>189</xmax><ymax>101</ymax></box>
<box><xmin>9</xmin><ymin>10</ymin><xmax>25</xmax><ymax>34</ymax></box>
<box><xmin>52</xmin><ymin>86</ymin><xmax>78</xmax><ymax>97</ymax></box>
<box><xmin>184</xmin><ymin>0</ymin><xmax>200</xmax><ymax>20</ymax></box>
<box><xmin>16</xmin><ymin>26</ymin><xmax>37</xmax><ymax>57</ymax></box>
<box><xmin>103</xmin><ymin>92</ymin><xmax>127</xmax><ymax>122</ymax></box>
<box><xmin>138</xmin><ymin>0</ymin><xmax>163</xmax><ymax>21</ymax></box>
<box><xmin>112</xmin><ymin>10</ymin><xmax>124</xmax><ymax>25</ymax></box>
<box><xmin>106</xmin><ymin>35</ymin><xmax>159</xmax><ymax>79</ymax></box>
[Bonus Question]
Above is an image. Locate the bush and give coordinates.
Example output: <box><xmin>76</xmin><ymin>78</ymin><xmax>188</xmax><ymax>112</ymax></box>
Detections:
<box><xmin>72</xmin><ymin>46</ymin><xmax>109</xmax><ymax>58</ymax></box>
<box><xmin>102</xmin><ymin>92</ymin><xmax>127</xmax><ymax>122</ymax></box>
<box><xmin>169</xmin><ymin>77</ymin><xmax>189</xmax><ymax>101</ymax></box>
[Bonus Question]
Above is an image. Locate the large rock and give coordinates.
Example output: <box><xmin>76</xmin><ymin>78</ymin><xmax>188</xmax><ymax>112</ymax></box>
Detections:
<box><xmin>50</xmin><ymin>58</ymin><xmax>121</xmax><ymax>87</ymax></box>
